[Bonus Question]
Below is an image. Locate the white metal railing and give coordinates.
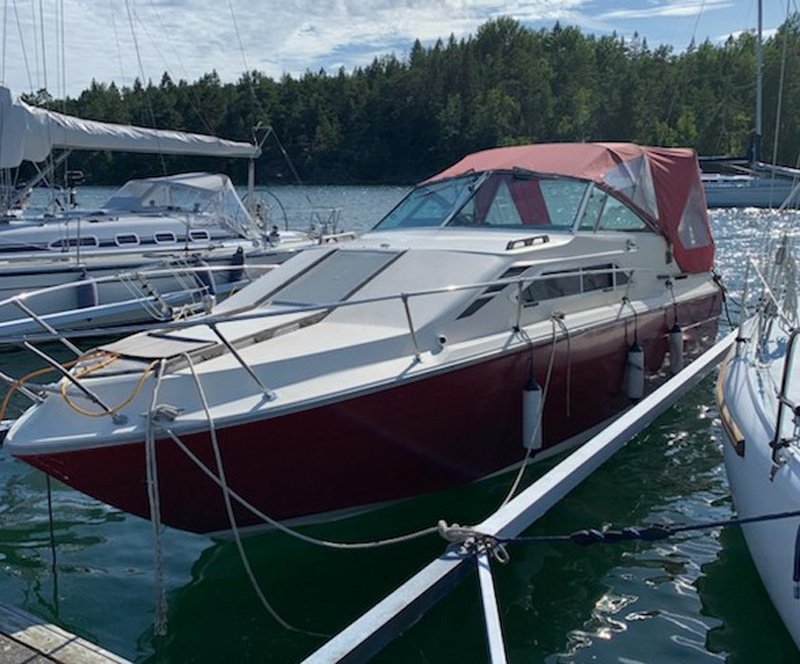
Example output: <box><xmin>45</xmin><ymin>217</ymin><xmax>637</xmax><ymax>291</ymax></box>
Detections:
<box><xmin>772</xmin><ymin>328</ymin><xmax>800</xmax><ymax>464</ymax></box>
<box><xmin>0</xmin><ymin>262</ymin><xmax>657</xmax><ymax>417</ymax></box>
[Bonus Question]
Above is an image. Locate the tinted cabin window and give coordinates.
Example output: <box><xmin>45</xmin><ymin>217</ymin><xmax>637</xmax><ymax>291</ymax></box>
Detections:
<box><xmin>189</xmin><ymin>230</ymin><xmax>210</xmax><ymax>242</ymax></box>
<box><xmin>523</xmin><ymin>264</ymin><xmax>628</xmax><ymax>305</ymax></box>
<box><xmin>457</xmin><ymin>265</ymin><xmax>529</xmax><ymax>319</ymax></box>
<box><xmin>115</xmin><ymin>233</ymin><xmax>139</xmax><ymax>246</ymax></box>
<box><xmin>154</xmin><ymin>231</ymin><xmax>177</xmax><ymax>244</ymax></box>
<box><xmin>525</xmin><ymin>271</ymin><xmax>581</xmax><ymax>302</ymax></box>
<box><xmin>49</xmin><ymin>236</ymin><xmax>99</xmax><ymax>249</ymax></box>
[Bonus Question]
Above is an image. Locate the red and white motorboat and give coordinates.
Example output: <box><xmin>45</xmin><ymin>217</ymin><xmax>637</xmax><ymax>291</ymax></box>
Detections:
<box><xmin>5</xmin><ymin>143</ymin><xmax>722</xmax><ymax>534</ymax></box>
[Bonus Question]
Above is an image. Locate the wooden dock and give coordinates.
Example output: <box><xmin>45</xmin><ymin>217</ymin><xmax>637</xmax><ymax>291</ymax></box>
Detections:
<box><xmin>0</xmin><ymin>602</ymin><xmax>130</xmax><ymax>663</ymax></box>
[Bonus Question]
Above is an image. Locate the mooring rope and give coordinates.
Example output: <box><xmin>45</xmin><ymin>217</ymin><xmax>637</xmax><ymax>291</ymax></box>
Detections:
<box><xmin>711</xmin><ymin>268</ymin><xmax>739</xmax><ymax>329</ymax></box>
<box><xmin>145</xmin><ymin>359</ymin><xmax>168</xmax><ymax>637</ymax></box>
<box><xmin>180</xmin><ymin>354</ymin><xmax>328</xmax><ymax>637</ymax></box>
<box><xmin>162</xmin><ymin>426</ymin><xmax>438</xmax><ymax>549</ymax></box>
<box><xmin>437</xmin><ymin>508</ymin><xmax>800</xmax><ymax>561</ymax></box>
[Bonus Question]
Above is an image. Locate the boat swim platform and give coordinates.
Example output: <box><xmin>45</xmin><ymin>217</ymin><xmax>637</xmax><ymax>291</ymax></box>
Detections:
<box><xmin>0</xmin><ymin>602</ymin><xmax>130</xmax><ymax>664</ymax></box>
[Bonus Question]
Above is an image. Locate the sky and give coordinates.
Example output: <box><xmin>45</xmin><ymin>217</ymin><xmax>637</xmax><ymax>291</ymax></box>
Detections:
<box><xmin>0</xmin><ymin>0</ymin><xmax>792</xmax><ymax>99</ymax></box>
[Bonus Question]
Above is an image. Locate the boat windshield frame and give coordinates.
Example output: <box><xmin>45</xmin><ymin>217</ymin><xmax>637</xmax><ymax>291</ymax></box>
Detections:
<box><xmin>372</xmin><ymin>170</ymin><xmax>601</xmax><ymax>233</ymax></box>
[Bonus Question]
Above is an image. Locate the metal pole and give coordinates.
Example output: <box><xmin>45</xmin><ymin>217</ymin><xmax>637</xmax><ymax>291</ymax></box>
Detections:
<box><xmin>477</xmin><ymin>552</ymin><xmax>508</xmax><ymax>664</ymax></box>
<box><xmin>22</xmin><ymin>342</ymin><xmax>119</xmax><ymax>419</ymax></box>
<box><xmin>401</xmin><ymin>293</ymin><xmax>421</xmax><ymax>361</ymax></box>
<box><xmin>12</xmin><ymin>298</ymin><xmax>83</xmax><ymax>357</ymax></box>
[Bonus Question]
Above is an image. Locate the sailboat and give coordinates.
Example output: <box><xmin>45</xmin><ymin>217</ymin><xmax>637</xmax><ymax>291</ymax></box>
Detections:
<box><xmin>701</xmin><ymin>1</ymin><xmax>800</xmax><ymax>208</ymax></box>
<box><xmin>716</xmin><ymin>232</ymin><xmax>800</xmax><ymax>648</ymax></box>
<box><xmin>0</xmin><ymin>86</ymin><xmax>331</xmax><ymax>334</ymax></box>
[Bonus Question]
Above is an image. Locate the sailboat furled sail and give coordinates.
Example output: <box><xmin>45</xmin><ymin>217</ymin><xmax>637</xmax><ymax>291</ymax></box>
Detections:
<box><xmin>0</xmin><ymin>86</ymin><xmax>260</xmax><ymax>169</ymax></box>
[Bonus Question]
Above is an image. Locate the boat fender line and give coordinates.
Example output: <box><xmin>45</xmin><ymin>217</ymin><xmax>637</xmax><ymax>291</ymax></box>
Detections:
<box><xmin>711</xmin><ymin>267</ymin><xmax>737</xmax><ymax>329</ymax></box>
<box><xmin>502</xmin><ymin>320</ymin><xmax>558</xmax><ymax>505</ymax></box>
<box><xmin>522</xmin><ymin>375</ymin><xmax>543</xmax><ymax>450</ymax></box>
<box><xmin>228</xmin><ymin>246</ymin><xmax>245</xmax><ymax>284</ymax></box>
<box><xmin>553</xmin><ymin>313</ymin><xmax>572</xmax><ymax>417</ymax></box>
<box><xmin>625</xmin><ymin>340</ymin><xmax>645</xmax><ymax>400</ymax></box>
<box><xmin>794</xmin><ymin>523</ymin><xmax>800</xmax><ymax>599</ymax></box>
<box><xmin>666</xmin><ymin>278</ymin><xmax>679</xmax><ymax>326</ymax></box>
<box><xmin>669</xmin><ymin>323</ymin><xmax>684</xmax><ymax>375</ymax></box>
<box><xmin>193</xmin><ymin>258</ymin><xmax>217</xmax><ymax>296</ymax></box>
<box><xmin>76</xmin><ymin>271</ymin><xmax>99</xmax><ymax>309</ymax></box>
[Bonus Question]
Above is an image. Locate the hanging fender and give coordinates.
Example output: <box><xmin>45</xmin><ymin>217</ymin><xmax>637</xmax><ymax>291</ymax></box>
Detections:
<box><xmin>669</xmin><ymin>323</ymin><xmax>684</xmax><ymax>375</ymax></box>
<box><xmin>228</xmin><ymin>247</ymin><xmax>246</xmax><ymax>284</ymax></box>
<box><xmin>522</xmin><ymin>375</ymin><xmax>543</xmax><ymax>450</ymax></box>
<box><xmin>76</xmin><ymin>272</ymin><xmax>99</xmax><ymax>309</ymax></box>
<box><xmin>625</xmin><ymin>340</ymin><xmax>645</xmax><ymax>400</ymax></box>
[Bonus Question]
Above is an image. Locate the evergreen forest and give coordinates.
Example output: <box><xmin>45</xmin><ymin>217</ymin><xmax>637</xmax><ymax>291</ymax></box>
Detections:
<box><xmin>19</xmin><ymin>15</ymin><xmax>800</xmax><ymax>185</ymax></box>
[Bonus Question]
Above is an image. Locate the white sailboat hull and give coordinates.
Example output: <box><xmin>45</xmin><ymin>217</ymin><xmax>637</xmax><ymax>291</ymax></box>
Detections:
<box><xmin>703</xmin><ymin>174</ymin><xmax>796</xmax><ymax>208</ymax></box>
<box><xmin>718</xmin><ymin>331</ymin><xmax>800</xmax><ymax>648</ymax></box>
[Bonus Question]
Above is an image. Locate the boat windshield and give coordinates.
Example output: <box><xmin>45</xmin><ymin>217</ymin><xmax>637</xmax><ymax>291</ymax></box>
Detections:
<box><xmin>102</xmin><ymin>174</ymin><xmax>257</xmax><ymax>239</ymax></box>
<box><xmin>373</xmin><ymin>171</ymin><xmax>591</xmax><ymax>231</ymax></box>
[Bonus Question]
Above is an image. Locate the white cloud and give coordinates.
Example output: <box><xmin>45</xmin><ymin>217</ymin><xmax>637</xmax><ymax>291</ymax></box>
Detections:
<box><xmin>597</xmin><ymin>0</ymin><xmax>733</xmax><ymax>20</ymax></box>
<box><xmin>0</xmin><ymin>0</ymin><xmax>780</xmax><ymax>98</ymax></box>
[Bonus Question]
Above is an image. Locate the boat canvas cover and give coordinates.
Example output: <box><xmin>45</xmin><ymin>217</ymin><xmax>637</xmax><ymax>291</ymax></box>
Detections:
<box><xmin>428</xmin><ymin>143</ymin><xmax>713</xmax><ymax>273</ymax></box>
<box><xmin>0</xmin><ymin>86</ymin><xmax>260</xmax><ymax>168</ymax></box>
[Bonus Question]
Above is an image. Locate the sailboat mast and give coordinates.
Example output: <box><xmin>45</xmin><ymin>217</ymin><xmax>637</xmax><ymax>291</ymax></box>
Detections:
<box><xmin>755</xmin><ymin>0</ymin><xmax>764</xmax><ymax>162</ymax></box>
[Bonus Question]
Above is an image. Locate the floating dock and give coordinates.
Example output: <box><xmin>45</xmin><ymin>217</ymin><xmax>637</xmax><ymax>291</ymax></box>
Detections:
<box><xmin>305</xmin><ymin>330</ymin><xmax>737</xmax><ymax>663</ymax></box>
<box><xmin>0</xmin><ymin>602</ymin><xmax>130</xmax><ymax>663</ymax></box>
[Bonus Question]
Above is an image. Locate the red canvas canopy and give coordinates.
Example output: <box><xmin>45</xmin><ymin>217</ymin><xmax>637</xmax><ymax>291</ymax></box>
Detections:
<box><xmin>428</xmin><ymin>143</ymin><xmax>713</xmax><ymax>274</ymax></box>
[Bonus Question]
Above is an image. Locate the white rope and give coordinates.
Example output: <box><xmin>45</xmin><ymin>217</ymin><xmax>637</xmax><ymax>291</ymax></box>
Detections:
<box><xmin>162</xmin><ymin>427</ymin><xmax>438</xmax><ymax>549</ymax></box>
<box><xmin>144</xmin><ymin>360</ymin><xmax>168</xmax><ymax>636</ymax></box>
<box><xmin>554</xmin><ymin>315</ymin><xmax>572</xmax><ymax>418</ymax></box>
<box><xmin>181</xmin><ymin>354</ymin><xmax>327</xmax><ymax>637</ymax></box>
<box><xmin>500</xmin><ymin>317</ymin><xmax>560</xmax><ymax>506</ymax></box>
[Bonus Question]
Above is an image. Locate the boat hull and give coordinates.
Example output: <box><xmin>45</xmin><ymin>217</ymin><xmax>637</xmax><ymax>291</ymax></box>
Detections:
<box><xmin>703</xmin><ymin>176</ymin><xmax>795</xmax><ymax>208</ymax></box>
<box><xmin>718</xmin><ymin>350</ymin><xmax>800</xmax><ymax>648</ymax></box>
<box><xmin>20</xmin><ymin>294</ymin><xmax>721</xmax><ymax>534</ymax></box>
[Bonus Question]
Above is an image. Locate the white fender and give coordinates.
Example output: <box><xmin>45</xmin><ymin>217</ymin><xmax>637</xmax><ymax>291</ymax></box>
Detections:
<box><xmin>669</xmin><ymin>323</ymin><xmax>684</xmax><ymax>375</ymax></box>
<box><xmin>625</xmin><ymin>341</ymin><xmax>645</xmax><ymax>400</ymax></box>
<box><xmin>522</xmin><ymin>375</ymin><xmax>543</xmax><ymax>450</ymax></box>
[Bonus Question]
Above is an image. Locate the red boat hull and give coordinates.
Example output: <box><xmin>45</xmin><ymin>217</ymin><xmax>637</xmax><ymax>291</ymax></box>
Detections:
<box><xmin>22</xmin><ymin>295</ymin><xmax>721</xmax><ymax>533</ymax></box>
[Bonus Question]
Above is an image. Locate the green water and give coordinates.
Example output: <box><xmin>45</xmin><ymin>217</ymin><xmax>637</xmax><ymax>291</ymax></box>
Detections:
<box><xmin>0</xmin><ymin>192</ymin><xmax>795</xmax><ymax>662</ymax></box>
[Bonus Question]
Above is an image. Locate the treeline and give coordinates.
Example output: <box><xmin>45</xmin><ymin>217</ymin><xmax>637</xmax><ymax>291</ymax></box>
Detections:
<box><xmin>22</xmin><ymin>16</ymin><xmax>800</xmax><ymax>185</ymax></box>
